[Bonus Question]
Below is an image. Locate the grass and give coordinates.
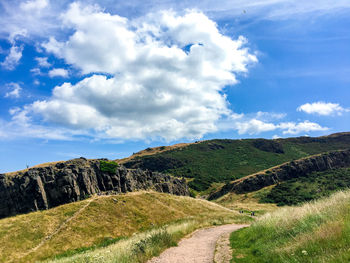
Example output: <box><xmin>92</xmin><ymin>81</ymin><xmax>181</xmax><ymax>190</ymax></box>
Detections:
<box><xmin>46</xmin><ymin>216</ymin><xmax>244</xmax><ymax>263</ymax></box>
<box><xmin>259</xmin><ymin>167</ymin><xmax>350</xmax><ymax>206</ymax></box>
<box><xmin>215</xmin><ymin>186</ymin><xmax>278</xmax><ymax>216</ymax></box>
<box><xmin>122</xmin><ymin>133</ymin><xmax>350</xmax><ymax>192</ymax></box>
<box><xmin>230</xmin><ymin>189</ymin><xmax>350</xmax><ymax>262</ymax></box>
<box><xmin>0</xmin><ymin>191</ymin><xmax>250</xmax><ymax>263</ymax></box>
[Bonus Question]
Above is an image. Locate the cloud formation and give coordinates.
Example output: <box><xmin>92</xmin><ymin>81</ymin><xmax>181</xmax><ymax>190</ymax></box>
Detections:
<box><xmin>297</xmin><ymin>101</ymin><xmax>349</xmax><ymax>116</ymax></box>
<box><xmin>1</xmin><ymin>44</ymin><xmax>23</xmax><ymax>70</ymax></box>
<box><xmin>48</xmin><ymin>68</ymin><xmax>69</xmax><ymax>78</ymax></box>
<box><xmin>4</xmin><ymin>83</ymin><xmax>22</xmax><ymax>98</ymax></box>
<box><xmin>19</xmin><ymin>4</ymin><xmax>257</xmax><ymax>141</ymax></box>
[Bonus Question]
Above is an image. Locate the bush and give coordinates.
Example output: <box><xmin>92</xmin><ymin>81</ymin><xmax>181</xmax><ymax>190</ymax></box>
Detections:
<box><xmin>100</xmin><ymin>160</ymin><xmax>119</xmax><ymax>174</ymax></box>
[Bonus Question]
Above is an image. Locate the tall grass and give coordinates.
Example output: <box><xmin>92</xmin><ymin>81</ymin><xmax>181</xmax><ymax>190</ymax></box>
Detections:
<box><xmin>46</xmin><ymin>216</ymin><xmax>242</xmax><ymax>263</ymax></box>
<box><xmin>230</xmin><ymin>189</ymin><xmax>350</xmax><ymax>262</ymax></box>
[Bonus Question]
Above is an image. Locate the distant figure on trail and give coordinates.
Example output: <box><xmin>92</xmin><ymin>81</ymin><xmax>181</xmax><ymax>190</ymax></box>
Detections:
<box><xmin>251</xmin><ymin>211</ymin><xmax>255</xmax><ymax>216</ymax></box>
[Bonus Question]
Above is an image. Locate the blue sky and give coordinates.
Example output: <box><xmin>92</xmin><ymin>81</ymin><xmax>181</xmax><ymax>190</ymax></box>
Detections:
<box><xmin>1</xmin><ymin>0</ymin><xmax>350</xmax><ymax>172</ymax></box>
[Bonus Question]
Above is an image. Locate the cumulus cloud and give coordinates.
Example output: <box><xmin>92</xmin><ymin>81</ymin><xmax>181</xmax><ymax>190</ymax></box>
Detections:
<box><xmin>4</xmin><ymin>83</ymin><xmax>22</xmax><ymax>98</ymax></box>
<box><xmin>48</xmin><ymin>68</ymin><xmax>69</xmax><ymax>78</ymax></box>
<box><xmin>228</xmin><ymin>116</ymin><xmax>328</xmax><ymax>135</ymax></box>
<box><xmin>16</xmin><ymin>4</ymin><xmax>257</xmax><ymax>141</ymax></box>
<box><xmin>297</xmin><ymin>101</ymin><xmax>349</xmax><ymax>116</ymax></box>
<box><xmin>1</xmin><ymin>44</ymin><xmax>23</xmax><ymax>70</ymax></box>
<box><xmin>234</xmin><ymin>119</ymin><xmax>276</xmax><ymax>135</ymax></box>
<box><xmin>279</xmin><ymin>120</ymin><xmax>328</xmax><ymax>135</ymax></box>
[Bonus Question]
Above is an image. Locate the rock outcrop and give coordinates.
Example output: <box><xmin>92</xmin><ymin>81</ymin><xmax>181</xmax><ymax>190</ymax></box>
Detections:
<box><xmin>209</xmin><ymin>149</ymin><xmax>350</xmax><ymax>200</ymax></box>
<box><xmin>0</xmin><ymin>158</ymin><xmax>189</xmax><ymax>218</ymax></box>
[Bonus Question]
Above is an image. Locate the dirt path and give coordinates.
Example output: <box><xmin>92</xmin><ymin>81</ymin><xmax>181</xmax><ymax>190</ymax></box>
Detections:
<box><xmin>148</xmin><ymin>224</ymin><xmax>249</xmax><ymax>263</ymax></box>
<box><xmin>16</xmin><ymin>196</ymin><xmax>98</xmax><ymax>261</ymax></box>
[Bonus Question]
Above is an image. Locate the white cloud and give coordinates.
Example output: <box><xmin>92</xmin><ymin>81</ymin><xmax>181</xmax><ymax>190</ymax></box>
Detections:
<box><xmin>229</xmin><ymin>117</ymin><xmax>328</xmax><ymax>135</ymax></box>
<box><xmin>297</xmin><ymin>101</ymin><xmax>349</xmax><ymax>116</ymax></box>
<box><xmin>18</xmin><ymin>4</ymin><xmax>257</xmax><ymax>141</ymax></box>
<box><xmin>20</xmin><ymin>0</ymin><xmax>48</xmax><ymax>12</ymax></box>
<box><xmin>48</xmin><ymin>68</ymin><xmax>69</xmax><ymax>78</ymax></box>
<box><xmin>279</xmin><ymin>120</ymin><xmax>329</xmax><ymax>135</ymax></box>
<box><xmin>1</xmin><ymin>44</ymin><xmax>23</xmax><ymax>70</ymax></box>
<box><xmin>4</xmin><ymin>83</ymin><xmax>22</xmax><ymax>98</ymax></box>
<box><xmin>35</xmin><ymin>56</ymin><xmax>51</xmax><ymax>67</ymax></box>
<box><xmin>235</xmin><ymin>119</ymin><xmax>277</xmax><ymax>135</ymax></box>
<box><xmin>30</xmin><ymin>67</ymin><xmax>43</xmax><ymax>76</ymax></box>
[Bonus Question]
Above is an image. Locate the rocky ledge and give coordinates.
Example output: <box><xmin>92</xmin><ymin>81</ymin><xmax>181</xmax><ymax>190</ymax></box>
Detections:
<box><xmin>209</xmin><ymin>149</ymin><xmax>350</xmax><ymax>200</ymax></box>
<box><xmin>0</xmin><ymin>158</ymin><xmax>189</xmax><ymax>218</ymax></box>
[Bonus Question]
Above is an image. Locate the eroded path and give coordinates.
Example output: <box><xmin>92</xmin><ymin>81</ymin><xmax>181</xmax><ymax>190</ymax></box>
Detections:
<box><xmin>148</xmin><ymin>224</ymin><xmax>249</xmax><ymax>263</ymax></box>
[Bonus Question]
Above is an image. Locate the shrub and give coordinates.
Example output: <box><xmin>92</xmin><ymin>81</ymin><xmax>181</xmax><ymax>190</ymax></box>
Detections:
<box><xmin>100</xmin><ymin>160</ymin><xmax>119</xmax><ymax>174</ymax></box>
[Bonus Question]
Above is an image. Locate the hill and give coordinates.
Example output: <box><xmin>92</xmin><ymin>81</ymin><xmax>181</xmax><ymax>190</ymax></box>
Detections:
<box><xmin>230</xmin><ymin>189</ymin><xmax>350</xmax><ymax>262</ymax></box>
<box><xmin>121</xmin><ymin>132</ymin><xmax>350</xmax><ymax>192</ymax></box>
<box><xmin>0</xmin><ymin>191</ymin><xmax>249</xmax><ymax>263</ymax></box>
<box><xmin>209</xmin><ymin>148</ymin><xmax>350</xmax><ymax>200</ymax></box>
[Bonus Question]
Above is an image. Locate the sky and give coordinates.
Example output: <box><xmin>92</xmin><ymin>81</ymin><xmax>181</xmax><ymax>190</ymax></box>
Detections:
<box><xmin>0</xmin><ymin>0</ymin><xmax>350</xmax><ymax>172</ymax></box>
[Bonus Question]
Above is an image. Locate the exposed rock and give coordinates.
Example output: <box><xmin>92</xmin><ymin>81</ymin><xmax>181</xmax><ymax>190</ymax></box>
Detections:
<box><xmin>209</xmin><ymin>149</ymin><xmax>350</xmax><ymax>200</ymax></box>
<box><xmin>0</xmin><ymin>158</ymin><xmax>189</xmax><ymax>218</ymax></box>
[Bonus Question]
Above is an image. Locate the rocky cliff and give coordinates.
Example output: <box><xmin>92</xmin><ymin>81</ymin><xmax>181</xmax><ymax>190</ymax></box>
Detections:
<box><xmin>209</xmin><ymin>149</ymin><xmax>350</xmax><ymax>200</ymax></box>
<box><xmin>0</xmin><ymin>158</ymin><xmax>189</xmax><ymax>218</ymax></box>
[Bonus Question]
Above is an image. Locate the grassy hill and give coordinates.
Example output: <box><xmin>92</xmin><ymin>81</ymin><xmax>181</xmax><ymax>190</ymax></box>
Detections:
<box><xmin>230</xmin><ymin>189</ymin><xmax>350</xmax><ymax>262</ymax></box>
<box><xmin>259</xmin><ymin>167</ymin><xmax>350</xmax><ymax>206</ymax></box>
<box><xmin>121</xmin><ymin>132</ymin><xmax>350</xmax><ymax>192</ymax></box>
<box><xmin>0</xmin><ymin>191</ymin><xmax>249</xmax><ymax>263</ymax></box>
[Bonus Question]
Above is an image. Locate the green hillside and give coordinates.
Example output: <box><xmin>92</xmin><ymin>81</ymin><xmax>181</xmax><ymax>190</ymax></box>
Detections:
<box><xmin>230</xmin><ymin>189</ymin><xmax>350</xmax><ymax>262</ymax></box>
<box><xmin>258</xmin><ymin>167</ymin><xmax>350</xmax><ymax>206</ymax></box>
<box><xmin>123</xmin><ymin>133</ymin><xmax>350</xmax><ymax>191</ymax></box>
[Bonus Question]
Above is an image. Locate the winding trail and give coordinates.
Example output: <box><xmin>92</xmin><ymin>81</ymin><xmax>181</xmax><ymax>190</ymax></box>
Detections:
<box><xmin>148</xmin><ymin>224</ymin><xmax>249</xmax><ymax>263</ymax></box>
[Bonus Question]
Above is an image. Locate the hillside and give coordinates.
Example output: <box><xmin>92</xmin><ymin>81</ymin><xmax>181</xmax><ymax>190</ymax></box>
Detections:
<box><xmin>209</xmin><ymin>148</ymin><xmax>350</xmax><ymax>200</ymax></box>
<box><xmin>0</xmin><ymin>191</ymin><xmax>249</xmax><ymax>263</ymax></box>
<box><xmin>121</xmin><ymin>132</ymin><xmax>350</xmax><ymax>191</ymax></box>
<box><xmin>230</xmin><ymin>189</ymin><xmax>350</xmax><ymax>262</ymax></box>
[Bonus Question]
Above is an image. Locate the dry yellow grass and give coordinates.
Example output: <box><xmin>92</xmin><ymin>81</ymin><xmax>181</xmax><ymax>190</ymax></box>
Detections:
<box><xmin>215</xmin><ymin>186</ymin><xmax>278</xmax><ymax>214</ymax></box>
<box><xmin>117</xmin><ymin>142</ymin><xmax>197</xmax><ymax>164</ymax></box>
<box><xmin>0</xmin><ymin>191</ymin><xmax>249</xmax><ymax>263</ymax></box>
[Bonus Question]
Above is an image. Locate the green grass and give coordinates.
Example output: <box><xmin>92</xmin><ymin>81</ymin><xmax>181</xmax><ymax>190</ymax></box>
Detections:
<box><xmin>259</xmin><ymin>168</ymin><xmax>350</xmax><ymax>206</ymax></box>
<box><xmin>100</xmin><ymin>160</ymin><xmax>119</xmax><ymax>173</ymax></box>
<box><xmin>123</xmin><ymin>133</ymin><xmax>350</xmax><ymax>192</ymax></box>
<box><xmin>230</xmin><ymin>189</ymin><xmax>350</xmax><ymax>262</ymax></box>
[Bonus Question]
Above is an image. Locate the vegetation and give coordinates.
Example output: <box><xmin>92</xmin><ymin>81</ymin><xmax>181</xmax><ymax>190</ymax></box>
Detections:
<box><xmin>259</xmin><ymin>168</ymin><xmax>350</xmax><ymax>206</ymax></box>
<box><xmin>0</xmin><ymin>191</ymin><xmax>250</xmax><ymax>263</ymax></box>
<box><xmin>100</xmin><ymin>160</ymin><xmax>119</xmax><ymax>173</ymax></box>
<box><xmin>230</xmin><ymin>190</ymin><xmax>350</xmax><ymax>262</ymax></box>
<box><xmin>47</xmin><ymin>215</ymin><xmax>246</xmax><ymax>263</ymax></box>
<box><xmin>215</xmin><ymin>186</ymin><xmax>278</xmax><ymax>215</ymax></box>
<box><xmin>123</xmin><ymin>133</ymin><xmax>350</xmax><ymax>192</ymax></box>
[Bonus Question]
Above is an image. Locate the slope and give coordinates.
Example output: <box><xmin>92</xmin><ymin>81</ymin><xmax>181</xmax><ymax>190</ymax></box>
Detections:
<box><xmin>0</xmin><ymin>191</ymin><xmax>249</xmax><ymax>263</ymax></box>
<box><xmin>121</xmin><ymin>132</ymin><xmax>350</xmax><ymax>191</ymax></box>
<box><xmin>230</xmin><ymin>189</ymin><xmax>350</xmax><ymax>262</ymax></box>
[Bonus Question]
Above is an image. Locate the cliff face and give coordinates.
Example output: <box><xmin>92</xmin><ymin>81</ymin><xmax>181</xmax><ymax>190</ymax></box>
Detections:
<box><xmin>0</xmin><ymin>158</ymin><xmax>189</xmax><ymax>218</ymax></box>
<box><xmin>209</xmin><ymin>149</ymin><xmax>350</xmax><ymax>200</ymax></box>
